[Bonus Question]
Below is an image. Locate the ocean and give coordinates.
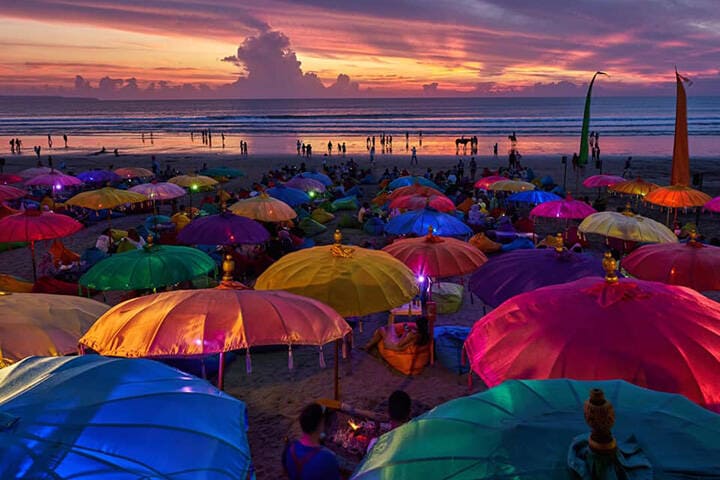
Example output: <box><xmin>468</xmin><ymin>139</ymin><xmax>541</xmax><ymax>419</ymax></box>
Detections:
<box><xmin>1</xmin><ymin>96</ymin><xmax>718</xmax><ymax>156</ymax></box>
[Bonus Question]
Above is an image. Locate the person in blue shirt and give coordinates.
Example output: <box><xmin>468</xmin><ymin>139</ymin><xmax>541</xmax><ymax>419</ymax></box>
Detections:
<box><xmin>283</xmin><ymin>403</ymin><xmax>340</xmax><ymax>480</ymax></box>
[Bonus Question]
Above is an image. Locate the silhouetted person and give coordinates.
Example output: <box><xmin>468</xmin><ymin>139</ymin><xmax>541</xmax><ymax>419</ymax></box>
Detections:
<box><xmin>297</xmin><ymin>139</ymin><xmax>302</xmax><ymax>155</ymax></box>
<box><xmin>47</xmin><ymin>135</ymin><xmax>52</xmax><ymax>149</ymax></box>
<box><xmin>9</xmin><ymin>138</ymin><xmax>15</xmax><ymax>154</ymax></box>
<box><xmin>63</xmin><ymin>134</ymin><xmax>68</xmax><ymax>148</ymax></box>
<box><xmin>411</xmin><ymin>146</ymin><xmax>418</xmax><ymax>165</ymax></box>
<box><xmin>327</xmin><ymin>140</ymin><xmax>333</xmax><ymax>155</ymax></box>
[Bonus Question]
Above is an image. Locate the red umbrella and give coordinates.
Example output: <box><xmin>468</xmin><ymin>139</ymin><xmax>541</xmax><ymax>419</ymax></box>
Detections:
<box><xmin>474</xmin><ymin>175</ymin><xmax>506</xmax><ymax>190</ymax></box>
<box><xmin>0</xmin><ymin>174</ymin><xmax>23</xmax><ymax>184</ymax></box>
<box><xmin>0</xmin><ymin>210</ymin><xmax>83</xmax><ymax>280</ymax></box>
<box><xmin>464</xmin><ymin>252</ymin><xmax>720</xmax><ymax>411</ymax></box>
<box><xmin>390</xmin><ymin>194</ymin><xmax>456</xmax><ymax>213</ymax></box>
<box><xmin>0</xmin><ymin>185</ymin><xmax>26</xmax><ymax>202</ymax></box>
<box><xmin>530</xmin><ymin>196</ymin><xmax>597</xmax><ymax>220</ymax></box>
<box><xmin>622</xmin><ymin>238</ymin><xmax>720</xmax><ymax>291</ymax></box>
<box><xmin>582</xmin><ymin>174</ymin><xmax>625</xmax><ymax>188</ymax></box>
<box><xmin>387</xmin><ymin>185</ymin><xmax>444</xmax><ymax>200</ymax></box>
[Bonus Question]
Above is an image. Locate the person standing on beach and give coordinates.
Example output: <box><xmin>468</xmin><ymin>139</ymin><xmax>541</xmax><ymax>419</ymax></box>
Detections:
<box><xmin>297</xmin><ymin>140</ymin><xmax>302</xmax><ymax>155</ymax></box>
<box><xmin>410</xmin><ymin>146</ymin><xmax>418</xmax><ymax>165</ymax></box>
<box><xmin>307</xmin><ymin>144</ymin><xmax>312</xmax><ymax>157</ymax></box>
<box><xmin>16</xmin><ymin>138</ymin><xmax>22</xmax><ymax>154</ymax></box>
<box><xmin>327</xmin><ymin>141</ymin><xmax>333</xmax><ymax>156</ymax></box>
<box><xmin>34</xmin><ymin>146</ymin><xmax>41</xmax><ymax>158</ymax></box>
<box><xmin>342</xmin><ymin>142</ymin><xmax>346</xmax><ymax>156</ymax></box>
<box><xmin>63</xmin><ymin>134</ymin><xmax>68</xmax><ymax>148</ymax></box>
<box><xmin>9</xmin><ymin>139</ymin><xmax>15</xmax><ymax>154</ymax></box>
<box><xmin>493</xmin><ymin>143</ymin><xmax>498</xmax><ymax>157</ymax></box>
<box><xmin>47</xmin><ymin>135</ymin><xmax>52</xmax><ymax>149</ymax></box>
<box><xmin>221</xmin><ymin>133</ymin><xmax>225</xmax><ymax>148</ymax></box>
<box><xmin>366</xmin><ymin>136</ymin><xmax>370</xmax><ymax>150</ymax></box>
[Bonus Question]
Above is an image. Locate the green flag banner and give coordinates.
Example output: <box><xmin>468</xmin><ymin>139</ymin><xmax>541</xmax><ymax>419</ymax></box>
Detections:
<box><xmin>578</xmin><ymin>71</ymin><xmax>606</xmax><ymax>167</ymax></box>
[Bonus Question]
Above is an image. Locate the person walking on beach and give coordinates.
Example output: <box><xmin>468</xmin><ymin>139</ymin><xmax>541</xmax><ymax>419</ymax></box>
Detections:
<box><xmin>366</xmin><ymin>136</ymin><xmax>370</xmax><ymax>150</ymax></box>
<box><xmin>47</xmin><ymin>135</ymin><xmax>52</xmax><ymax>149</ymax></box>
<box><xmin>221</xmin><ymin>133</ymin><xmax>225</xmax><ymax>148</ymax></box>
<box><xmin>327</xmin><ymin>141</ymin><xmax>333</xmax><ymax>156</ymax></box>
<box><xmin>297</xmin><ymin>140</ymin><xmax>302</xmax><ymax>155</ymax></box>
<box><xmin>9</xmin><ymin>139</ymin><xmax>15</xmax><ymax>154</ymax></box>
<box><xmin>63</xmin><ymin>134</ymin><xmax>68</xmax><ymax>148</ymax></box>
<box><xmin>342</xmin><ymin>142</ymin><xmax>346</xmax><ymax>156</ymax></box>
<box><xmin>493</xmin><ymin>143</ymin><xmax>498</xmax><ymax>157</ymax></box>
<box><xmin>301</xmin><ymin>144</ymin><xmax>307</xmax><ymax>156</ymax></box>
<box><xmin>15</xmin><ymin>138</ymin><xmax>22</xmax><ymax>154</ymax></box>
<box><xmin>410</xmin><ymin>146</ymin><xmax>418</xmax><ymax>165</ymax></box>
<box><xmin>34</xmin><ymin>146</ymin><xmax>41</xmax><ymax>158</ymax></box>
<box><xmin>306</xmin><ymin>144</ymin><xmax>312</xmax><ymax>157</ymax></box>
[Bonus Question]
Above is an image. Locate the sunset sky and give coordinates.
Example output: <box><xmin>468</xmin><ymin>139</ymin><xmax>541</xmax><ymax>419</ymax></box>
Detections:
<box><xmin>1</xmin><ymin>0</ymin><xmax>719</xmax><ymax>98</ymax></box>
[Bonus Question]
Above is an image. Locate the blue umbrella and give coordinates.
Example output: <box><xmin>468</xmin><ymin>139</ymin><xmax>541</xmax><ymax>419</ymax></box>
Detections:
<box><xmin>76</xmin><ymin>170</ymin><xmax>121</xmax><ymax>184</ymax></box>
<box><xmin>508</xmin><ymin>190</ymin><xmax>562</xmax><ymax>204</ymax></box>
<box><xmin>385</xmin><ymin>208</ymin><xmax>472</xmax><ymax>236</ymax></box>
<box><xmin>295</xmin><ymin>172</ymin><xmax>332</xmax><ymax>186</ymax></box>
<box><xmin>0</xmin><ymin>356</ymin><xmax>253</xmax><ymax>478</ymax></box>
<box><xmin>363</xmin><ymin>216</ymin><xmax>386</xmax><ymax>236</ymax></box>
<box><xmin>267</xmin><ymin>185</ymin><xmax>311</xmax><ymax>207</ymax></box>
<box><xmin>540</xmin><ymin>175</ymin><xmax>555</xmax><ymax>187</ymax></box>
<box><xmin>388</xmin><ymin>176</ymin><xmax>441</xmax><ymax>191</ymax></box>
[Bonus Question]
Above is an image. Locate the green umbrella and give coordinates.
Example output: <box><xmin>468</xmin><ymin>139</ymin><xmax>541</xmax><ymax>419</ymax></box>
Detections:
<box><xmin>79</xmin><ymin>242</ymin><xmax>216</xmax><ymax>291</ymax></box>
<box><xmin>353</xmin><ymin>379</ymin><xmax>720</xmax><ymax>479</ymax></box>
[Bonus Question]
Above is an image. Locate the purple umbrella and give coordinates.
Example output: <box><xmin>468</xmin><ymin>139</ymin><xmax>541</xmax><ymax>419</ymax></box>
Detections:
<box><xmin>177</xmin><ymin>212</ymin><xmax>269</xmax><ymax>245</ymax></box>
<box><xmin>469</xmin><ymin>248</ymin><xmax>604</xmax><ymax>308</ymax></box>
<box><xmin>76</xmin><ymin>170</ymin><xmax>121</xmax><ymax>184</ymax></box>
<box><xmin>285</xmin><ymin>177</ymin><xmax>326</xmax><ymax>193</ymax></box>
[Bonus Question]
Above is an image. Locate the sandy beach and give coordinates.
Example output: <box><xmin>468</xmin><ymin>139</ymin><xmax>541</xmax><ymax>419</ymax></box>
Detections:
<box><xmin>1</xmin><ymin>146</ymin><xmax>719</xmax><ymax>477</ymax></box>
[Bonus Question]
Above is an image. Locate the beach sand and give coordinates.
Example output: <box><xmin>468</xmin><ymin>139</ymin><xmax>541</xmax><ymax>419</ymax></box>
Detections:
<box><xmin>1</xmin><ymin>147</ymin><xmax>719</xmax><ymax>477</ymax></box>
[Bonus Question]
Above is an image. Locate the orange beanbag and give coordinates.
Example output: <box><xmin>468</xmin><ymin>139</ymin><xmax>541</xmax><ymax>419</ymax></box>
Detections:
<box><xmin>376</xmin><ymin>322</ymin><xmax>431</xmax><ymax>376</ymax></box>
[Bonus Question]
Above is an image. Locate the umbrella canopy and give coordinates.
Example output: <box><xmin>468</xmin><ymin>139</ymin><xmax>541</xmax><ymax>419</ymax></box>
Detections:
<box><xmin>382</xmin><ymin>230</ymin><xmax>487</xmax><ymax>277</ymax></box>
<box><xmin>389</xmin><ymin>194</ymin><xmax>455</xmax><ymax>213</ymax></box>
<box><xmin>507</xmin><ymin>190</ymin><xmax>561</xmax><ymax>204</ymax></box>
<box><xmin>530</xmin><ymin>196</ymin><xmax>597</xmax><ymax>220</ymax></box>
<box><xmin>464</xmin><ymin>256</ymin><xmax>720</xmax><ymax>409</ymax></box>
<box><xmin>0</xmin><ymin>204</ymin><xmax>19</xmax><ymax>219</ymax></box>
<box><xmin>610</xmin><ymin>177</ymin><xmax>659</xmax><ymax>197</ymax></box>
<box><xmin>385</xmin><ymin>208</ymin><xmax>472</xmax><ymax>236</ymax></box>
<box><xmin>0</xmin><ymin>356</ymin><xmax>252</xmax><ymax>478</ymax></box>
<box><xmin>0</xmin><ymin>174</ymin><xmax>23</xmax><ymax>184</ymax></box>
<box><xmin>266</xmin><ymin>184</ymin><xmax>311</xmax><ymax>207</ymax></box>
<box><xmin>76</xmin><ymin>170</ymin><xmax>121</xmax><ymax>184</ymax></box>
<box><xmin>488</xmin><ymin>179</ymin><xmax>535</xmax><ymax>192</ymax></box>
<box><xmin>80</xmin><ymin>289</ymin><xmax>350</xmax><ymax>356</ymax></box>
<box><xmin>388</xmin><ymin>176</ymin><xmax>441</xmax><ymax>190</ymax></box>
<box><xmin>582</xmin><ymin>174</ymin><xmax>626</xmax><ymax>188</ymax></box>
<box><xmin>17</xmin><ymin>167</ymin><xmax>53</xmax><ymax>179</ymax></box>
<box><xmin>79</xmin><ymin>241</ymin><xmax>216</xmax><ymax>291</ymax></box>
<box><xmin>0</xmin><ymin>210</ymin><xmax>82</xmax><ymax>243</ymax></box>
<box><xmin>177</xmin><ymin>211</ymin><xmax>269</xmax><ymax>245</ymax></box>
<box><xmin>229</xmin><ymin>194</ymin><xmax>296</xmax><ymax>222</ymax></box>
<box><xmin>65</xmin><ymin>187</ymin><xmax>147</xmax><ymax>210</ymax></box>
<box><xmin>168</xmin><ymin>174</ymin><xmax>218</xmax><ymax>190</ymax></box>
<box><xmin>255</xmin><ymin>231</ymin><xmax>418</xmax><ymax>317</ymax></box>
<box><xmin>0</xmin><ymin>185</ymin><xmax>26</xmax><ymax>202</ymax></box>
<box><xmin>0</xmin><ymin>292</ymin><xmax>109</xmax><ymax>366</ymax></box>
<box><xmin>295</xmin><ymin>171</ymin><xmax>332</xmax><ymax>186</ymax></box>
<box><xmin>129</xmin><ymin>181</ymin><xmax>186</xmax><ymax>200</ymax></box>
<box><xmin>622</xmin><ymin>239</ymin><xmax>720</xmax><ymax>291</ymax></box>
<box><xmin>644</xmin><ymin>184</ymin><xmax>712</xmax><ymax>208</ymax></box>
<box><xmin>473</xmin><ymin>175</ymin><xmax>506</xmax><ymax>190</ymax></box>
<box><xmin>387</xmin><ymin>184</ymin><xmax>445</xmax><ymax>201</ymax></box>
<box><xmin>705</xmin><ymin>196</ymin><xmax>720</xmax><ymax>213</ymax></box>
<box><xmin>199</xmin><ymin>166</ymin><xmax>245</xmax><ymax>178</ymax></box>
<box><xmin>469</xmin><ymin>248</ymin><xmax>604</xmax><ymax>308</ymax></box>
<box><xmin>353</xmin><ymin>379</ymin><xmax>720</xmax><ymax>479</ymax></box>
<box><xmin>114</xmin><ymin>166</ymin><xmax>153</xmax><ymax>179</ymax></box>
<box><xmin>25</xmin><ymin>171</ymin><xmax>83</xmax><ymax>188</ymax></box>
<box><xmin>285</xmin><ymin>176</ymin><xmax>326</xmax><ymax>193</ymax></box>
<box><xmin>579</xmin><ymin>209</ymin><xmax>677</xmax><ymax>243</ymax></box>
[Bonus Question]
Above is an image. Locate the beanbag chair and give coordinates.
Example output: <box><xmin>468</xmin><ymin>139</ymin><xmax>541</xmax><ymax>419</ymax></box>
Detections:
<box><xmin>338</xmin><ymin>214</ymin><xmax>362</xmax><ymax>229</ymax></box>
<box><xmin>456</xmin><ymin>197</ymin><xmax>474</xmax><ymax>214</ymax></box>
<box><xmin>361</xmin><ymin>174</ymin><xmax>377</xmax><ymax>185</ymax></box>
<box><xmin>0</xmin><ymin>274</ymin><xmax>33</xmax><ymax>293</ymax></box>
<box><xmin>311</xmin><ymin>208</ymin><xmax>335</xmax><ymax>224</ymax></box>
<box><xmin>0</xmin><ymin>242</ymin><xmax>26</xmax><ymax>253</ymax></box>
<box><xmin>430</xmin><ymin>282</ymin><xmax>464</xmax><ymax>314</ymax></box>
<box><xmin>331</xmin><ymin>195</ymin><xmax>359</xmax><ymax>211</ymax></box>
<box><xmin>363</xmin><ymin>217</ymin><xmax>386</xmax><ymax>236</ymax></box>
<box><xmin>514</xmin><ymin>217</ymin><xmax>535</xmax><ymax>233</ymax></box>
<box><xmin>32</xmin><ymin>276</ymin><xmax>90</xmax><ymax>296</ymax></box>
<box><xmin>376</xmin><ymin>322</ymin><xmax>431</xmax><ymax>376</ymax></box>
<box><xmin>110</xmin><ymin>229</ymin><xmax>128</xmax><ymax>242</ymax></box>
<box><xmin>200</xmin><ymin>203</ymin><xmax>219</xmax><ymax>215</ymax></box>
<box><xmin>298</xmin><ymin>217</ymin><xmax>327</xmax><ymax>237</ymax></box>
<box><xmin>434</xmin><ymin>325</ymin><xmax>471</xmax><ymax>374</ymax></box>
<box><xmin>49</xmin><ymin>239</ymin><xmax>80</xmax><ymax>267</ymax></box>
<box><xmin>501</xmin><ymin>237</ymin><xmax>535</xmax><ymax>252</ymax></box>
<box><xmin>372</xmin><ymin>192</ymin><xmax>389</xmax><ymax>207</ymax></box>
<box><xmin>346</xmin><ymin>186</ymin><xmax>363</xmax><ymax>198</ymax></box>
<box><xmin>469</xmin><ymin>233</ymin><xmax>501</xmax><ymax>253</ymax></box>
<box><xmin>80</xmin><ymin>247</ymin><xmax>108</xmax><ymax>266</ymax></box>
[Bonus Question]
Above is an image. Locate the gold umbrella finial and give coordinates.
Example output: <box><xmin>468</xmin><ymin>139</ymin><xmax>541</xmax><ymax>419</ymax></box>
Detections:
<box><xmin>621</xmin><ymin>203</ymin><xmax>634</xmax><ymax>217</ymax></box>
<box><xmin>333</xmin><ymin>229</ymin><xmax>342</xmax><ymax>245</ymax></box>
<box><xmin>602</xmin><ymin>251</ymin><xmax>618</xmax><ymax>283</ymax></box>
<box><xmin>222</xmin><ymin>253</ymin><xmax>235</xmax><ymax>282</ymax></box>
<box><xmin>331</xmin><ymin>229</ymin><xmax>354</xmax><ymax>258</ymax></box>
<box><xmin>554</xmin><ymin>232</ymin><xmax>564</xmax><ymax>253</ymax></box>
<box><xmin>584</xmin><ymin>388</ymin><xmax>617</xmax><ymax>453</ymax></box>
<box><xmin>0</xmin><ymin>291</ymin><xmax>11</xmax><ymax>296</ymax></box>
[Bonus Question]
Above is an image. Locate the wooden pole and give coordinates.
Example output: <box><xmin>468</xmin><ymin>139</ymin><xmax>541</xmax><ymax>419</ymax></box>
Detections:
<box><xmin>30</xmin><ymin>241</ymin><xmax>37</xmax><ymax>282</ymax></box>
<box><xmin>217</xmin><ymin>351</ymin><xmax>225</xmax><ymax>390</ymax></box>
<box><xmin>334</xmin><ymin>339</ymin><xmax>341</xmax><ymax>401</ymax></box>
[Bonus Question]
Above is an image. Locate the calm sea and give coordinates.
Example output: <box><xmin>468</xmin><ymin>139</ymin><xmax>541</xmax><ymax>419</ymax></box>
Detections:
<box><xmin>1</xmin><ymin>96</ymin><xmax>718</xmax><ymax>156</ymax></box>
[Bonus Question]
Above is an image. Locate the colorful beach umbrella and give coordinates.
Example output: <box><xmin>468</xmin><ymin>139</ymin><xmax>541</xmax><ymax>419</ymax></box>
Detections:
<box><xmin>0</xmin><ymin>185</ymin><xmax>26</xmax><ymax>202</ymax></box>
<box><xmin>385</xmin><ymin>208</ymin><xmax>472</xmax><ymax>236</ymax></box>
<box><xmin>388</xmin><ymin>176</ymin><xmax>441</xmax><ymax>190</ymax></box>
<box><xmin>285</xmin><ymin>176</ymin><xmax>326</xmax><ymax>193</ymax></box>
<box><xmin>17</xmin><ymin>167</ymin><xmax>53</xmax><ymax>179</ymax></box>
<box><xmin>229</xmin><ymin>194</ymin><xmax>296</xmax><ymax>222</ymax></box>
<box><xmin>0</xmin><ymin>356</ymin><xmax>253</xmax><ymax>478</ymax></box>
<box><xmin>488</xmin><ymin>179</ymin><xmax>535</xmax><ymax>192</ymax></box>
<box><xmin>0</xmin><ymin>274</ymin><xmax>32</xmax><ymax>293</ymax></box>
<box><xmin>644</xmin><ymin>184</ymin><xmax>711</xmax><ymax>208</ymax></box>
<box><xmin>579</xmin><ymin>209</ymin><xmax>677</xmax><ymax>244</ymax></box>
<box><xmin>530</xmin><ymin>196</ymin><xmax>597</xmax><ymax>220</ymax></box>
<box><xmin>622</xmin><ymin>238</ymin><xmax>720</xmax><ymax>291</ymax></box>
<box><xmin>469</xmin><ymin>248</ymin><xmax>604</xmax><ymax>308</ymax></box>
<box><xmin>705</xmin><ymin>196</ymin><xmax>720</xmax><ymax>213</ymax></box>
<box><xmin>255</xmin><ymin>230</ymin><xmax>418</xmax><ymax>317</ymax></box>
<box><xmin>114</xmin><ymin>166</ymin><xmax>153</xmax><ymax>179</ymax></box>
<box><xmin>464</xmin><ymin>256</ymin><xmax>720</xmax><ymax>410</ymax></box>
<box><xmin>168</xmin><ymin>174</ymin><xmax>218</xmax><ymax>190</ymax></box>
<box><xmin>295</xmin><ymin>171</ymin><xmax>333</xmax><ymax>186</ymax></box>
<box><xmin>266</xmin><ymin>184</ymin><xmax>311</xmax><ymax>206</ymax></box>
<box><xmin>65</xmin><ymin>187</ymin><xmax>147</xmax><ymax>210</ymax></box>
<box><xmin>582</xmin><ymin>174</ymin><xmax>626</xmax><ymax>188</ymax></box>
<box><xmin>129</xmin><ymin>181</ymin><xmax>187</xmax><ymax>200</ymax></box>
<box><xmin>473</xmin><ymin>175</ymin><xmax>506</xmax><ymax>190</ymax></box>
<box><xmin>75</xmin><ymin>170</ymin><xmax>121</xmax><ymax>184</ymax></box>
<box><xmin>79</xmin><ymin>241</ymin><xmax>216</xmax><ymax>292</ymax></box>
<box><xmin>389</xmin><ymin>194</ymin><xmax>455</xmax><ymax>213</ymax></box>
<box><xmin>353</xmin><ymin>379</ymin><xmax>720</xmax><ymax>479</ymax></box>
<box><xmin>507</xmin><ymin>190</ymin><xmax>561</xmax><ymax>204</ymax></box>
<box><xmin>387</xmin><ymin>184</ymin><xmax>444</xmax><ymax>201</ymax></box>
<box><xmin>199</xmin><ymin>166</ymin><xmax>245</xmax><ymax>178</ymax></box>
<box><xmin>0</xmin><ymin>174</ymin><xmax>23</xmax><ymax>184</ymax></box>
<box><xmin>609</xmin><ymin>177</ymin><xmax>659</xmax><ymax>197</ymax></box>
<box><xmin>0</xmin><ymin>292</ymin><xmax>109</xmax><ymax>367</ymax></box>
<box><xmin>25</xmin><ymin>171</ymin><xmax>83</xmax><ymax>189</ymax></box>
<box><xmin>177</xmin><ymin>211</ymin><xmax>269</xmax><ymax>245</ymax></box>
<box><xmin>382</xmin><ymin>230</ymin><xmax>487</xmax><ymax>278</ymax></box>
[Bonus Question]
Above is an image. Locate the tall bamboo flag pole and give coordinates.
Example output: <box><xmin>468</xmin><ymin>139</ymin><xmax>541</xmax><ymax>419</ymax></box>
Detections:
<box><xmin>671</xmin><ymin>67</ymin><xmax>692</xmax><ymax>187</ymax></box>
<box><xmin>577</xmin><ymin>71</ymin><xmax>607</xmax><ymax>191</ymax></box>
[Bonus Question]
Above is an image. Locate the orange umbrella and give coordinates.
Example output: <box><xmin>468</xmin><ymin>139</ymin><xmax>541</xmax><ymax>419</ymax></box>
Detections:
<box><xmin>383</xmin><ymin>229</ymin><xmax>487</xmax><ymax>278</ymax></box>
<box><xmin>610</xmin><ymin>177</ymin><xmax>659</xmax><ymax>197</ymax></box>
<box><xmin>114</xmin><ymin>167</ymin><xmax>153</xmax><ymax>179</ymax></box>
<box><xmin>469</xmin><ymin>233</ymin><xmax>502</xmax><ymax>253</ymax></box>
<box><xmin>388</xmin><ymin>185</ymin><xmax>444</xmax><ymax>200</ymax></box>
<box><xmin>644</xmin><ymin>185</ymin><xmax>711</xmax><ymax>208</ymax></box>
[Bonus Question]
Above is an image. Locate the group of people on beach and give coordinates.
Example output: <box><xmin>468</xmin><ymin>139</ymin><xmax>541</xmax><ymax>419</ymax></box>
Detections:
<box><xmin>9</xmin><ymin>134</ymin><xmax>68</xmax><ymax>155</ymax></box>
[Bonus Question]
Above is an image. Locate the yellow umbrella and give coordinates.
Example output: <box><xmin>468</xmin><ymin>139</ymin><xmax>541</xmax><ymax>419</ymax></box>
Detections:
<box><xmin>644</xmin><ymin>185</ymin><xmax>712</xmax><ymax>208</ymax></box>
<box><xmin>255</xmin><ymin>230</ymin><xmax>418</xmax><ymax>317</ymax></box>
<box><xmin>168</xmin><ymin>174</ymin><xmax>218</xmax><ymax>191</ymax></box>
<box><xmin>228</xmin><ymin>193</ymin><xmax>297</xmax><ymax>222</ymax></box>
<box><xmin>610</xmin><ymin>177</ymin><xmax>659</xmax><ymax>197</ymax></box>
<box><xmin>488</xmin><ymin>180</ymin><xmax>536</xmax><ymax>192</ymax></box>
<box><xmin>0</xmin><ymin>292</ymin><xmax>109</xmax><ymax>367</ymax></box>
<box><xmin>579</xmin><ymin>207</ymin><xmax>677</xmax><ymax>244</ymax></box>
<box><xmin>65</xmin><ymin>187</ymin><xmax>148</xmax><ymax>210</ymax></box>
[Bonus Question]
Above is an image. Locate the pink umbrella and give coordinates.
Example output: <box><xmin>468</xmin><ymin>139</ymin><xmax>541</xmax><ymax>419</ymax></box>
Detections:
<box><xmin>129</xmin><ymin>182</ymin><xmax>186</xmax><ymax>200</ymax></box>
<box><xmin>0</xmin><ymin>174</ymin><xmax>23</xmax><ymax>184</ymax></box>
<box><xmin>582</xmin><ymin>174</ymin><xmax>626</xmax><ymax>188</ymax></box>
<box><xmin>530</xmin><ymin>196</ymin><xmax>597</xmax><ymax>220</ymax></box>
<box><xmin>285</xmin><ymin>177</ymin><xmax>326</xmax><ymax>193</ymax></box>
<box><xmin>0</xmin><ymin>185</ymin><xmax>26</xmax><ymax>202</ymax></box>
<box><xmin>704</xmin><ymin>196</ymin><xmax>720</xmax><ymax>213</ymax></box>
<box><xmin>25</xmin><ymin>171</ymin><xmax>83</xmax><ymax>192</ymax></box>
<box><xmin>464</xmin><ymin>253</ymin><xmax>720</xmax><ymax>410</ymax></box>
<box><xmin>474</xmin><ymin>176</ymin><xmax>506</xmax><ymax>190</ymax></box>
<box><xmin>17</xmin><ymin>167</ymin><xmax>53</xmax><ymax>179</ymax></box>
<box><xmin>390</xmin><ymin>194</ymin><xmax>456</xmax><ymax>213</ymax></box>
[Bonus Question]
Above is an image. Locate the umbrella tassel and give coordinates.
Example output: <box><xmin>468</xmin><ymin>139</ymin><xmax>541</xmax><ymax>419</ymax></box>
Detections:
<box><xmin>245</xmin><ymin>348</ymin><xmax>252</xmax><ymax>374</ymax></box>
<box><xmin>319</xmin><ymin>346</ymin><xmax>326</xmax><ymax>368</ymax></box>
<box><xmin>288</xmin><ymin>345</ymin><xmax>293</xmax><ymax>370</ymax></box>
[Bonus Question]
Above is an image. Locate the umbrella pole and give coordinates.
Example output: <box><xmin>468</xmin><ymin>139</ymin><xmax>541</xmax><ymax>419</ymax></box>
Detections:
<box><xmin>217</xmin><ymin>351</ymin><xmax>225</xmax><ymax>390</ymax></box>
<box><xmin>334</xmin><ymin>339</ymin><xmax>341</xmax><ymax>401</ymax></box>
<box><xmin>30</xmin><ymin>240</ymin><xmax>37</xmax><ymax>282</ymax></box>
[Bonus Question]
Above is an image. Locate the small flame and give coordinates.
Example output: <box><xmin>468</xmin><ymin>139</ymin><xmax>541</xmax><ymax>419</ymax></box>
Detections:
<box><xmin>348</xmin><ymin>420</ymin><xmax>360</xmax><ymax>431</ymax></box>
